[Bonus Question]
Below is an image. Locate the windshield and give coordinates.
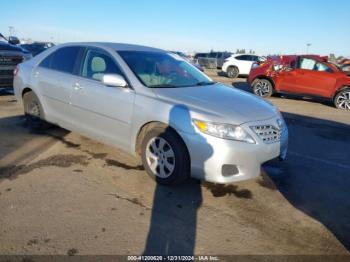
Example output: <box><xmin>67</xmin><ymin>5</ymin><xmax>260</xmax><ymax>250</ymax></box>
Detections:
<box><xmin>118</xmin><ymin>51</ymin><xmax>213</xmax><ymax>88</ymax></box>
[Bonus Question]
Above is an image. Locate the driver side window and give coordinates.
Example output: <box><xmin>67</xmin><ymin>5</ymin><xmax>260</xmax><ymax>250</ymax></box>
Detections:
<box><xmin>81</xmin><ymin>48</ymin><xmax>122</xmax><ymax>81</ymax></box>
<box><xmin>299</xmin><ymin>58</ymin><xmax>316</xmax><ymax>70</ymax></box>
<box><xmin>299</xmin><ymin>57</ymin><xmax>332</xmax><ymax>72</ymax></box>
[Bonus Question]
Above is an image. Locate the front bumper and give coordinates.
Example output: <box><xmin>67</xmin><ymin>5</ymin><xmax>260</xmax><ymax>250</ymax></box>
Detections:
<box><xmin>180</xmin><ymin>117</ymin><xmax>288</xmax><ymax>184</ymax></box>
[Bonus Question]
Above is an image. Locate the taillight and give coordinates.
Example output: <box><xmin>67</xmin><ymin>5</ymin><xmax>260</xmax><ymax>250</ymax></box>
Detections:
<box><xmin>13</xmin><ymin>66</ymin><xmax>19</xmax><ymax>76</ymax></box>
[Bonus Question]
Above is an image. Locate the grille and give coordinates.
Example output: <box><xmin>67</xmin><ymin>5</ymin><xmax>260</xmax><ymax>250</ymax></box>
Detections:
<box><xmin>251</xmin><ymin>125</ymin><xmax>281</xmax><ymax>144</ymax></box>
<box><xmin>0</xmin><ymin>56</ymin><xmax>23</xmax><ymax>66</ymax></box>
<box><xmin>0</xmin><ymin>69</ymin><xmax>14</xmax><ymax>76</ymax></box>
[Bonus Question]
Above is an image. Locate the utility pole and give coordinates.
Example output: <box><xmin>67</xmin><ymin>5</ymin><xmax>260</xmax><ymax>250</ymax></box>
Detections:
<box><xmin>306</xmin><ymin>43</ymin><xmax>311</xmax><ymax>54</ymax></box>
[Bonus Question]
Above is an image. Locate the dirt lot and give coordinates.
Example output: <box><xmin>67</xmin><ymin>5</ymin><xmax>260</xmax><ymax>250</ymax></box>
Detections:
<box><xmin>0</xmin><ymin>71</ymin><xmax>350</xmax><ymax>256</ymax></box>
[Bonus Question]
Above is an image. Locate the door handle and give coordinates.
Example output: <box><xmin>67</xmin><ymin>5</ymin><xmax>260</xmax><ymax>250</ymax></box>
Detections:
<box><xmin>33</xmin><ymin>71</ymin><xmax>39</xmax><ymax>78</ymax></box>
<box><xmin>73</xmin><ymin>82</ymin><xmax>83</xmax><ymax>90</ymax></box>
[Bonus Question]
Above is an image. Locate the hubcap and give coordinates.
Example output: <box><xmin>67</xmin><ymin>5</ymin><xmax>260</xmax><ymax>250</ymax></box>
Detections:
<box><xmin>336</xmin><ymin>91</ymin><xmax>350</xmax><ymax>110</ymax></box>
<box><xmin>254</xmin><ymin>81</ymin><xmax>270</xmax><ymax>96</ymax></box>
<box><xmin>28</xmin><ymin>101</ymin><xmax>41</xmax><ymax>117</ymax></box>
<box><xmin>145</xmin><ymin>137</ymin><xmax>175</xmax><ymax>178</ymax></box>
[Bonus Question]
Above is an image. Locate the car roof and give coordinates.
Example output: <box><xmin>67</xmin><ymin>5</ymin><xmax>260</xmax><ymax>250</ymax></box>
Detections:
<box><xmin>58</xmin><ymin>42</ymin><xmax>165</xmax><ymax>52</ymax></box>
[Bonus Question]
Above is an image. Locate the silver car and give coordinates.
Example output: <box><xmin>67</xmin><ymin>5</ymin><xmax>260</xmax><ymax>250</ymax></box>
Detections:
<box><xmin>14</xmin><ymin>42</ymin><xmax>288</xmax><ymax>185</ymax></box>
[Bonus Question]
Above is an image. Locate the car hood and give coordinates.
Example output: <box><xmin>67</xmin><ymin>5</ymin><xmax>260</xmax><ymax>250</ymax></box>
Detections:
<box><xmin>153</xmin><ymin>83</ymin><xmax>278</xmax><ymax>125</ymax></box>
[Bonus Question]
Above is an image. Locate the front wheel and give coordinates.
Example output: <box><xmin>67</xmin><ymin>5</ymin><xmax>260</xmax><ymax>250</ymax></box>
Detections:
<box><xmin>252</xmin><ymin>79</ymin><xmax>273</xmax><ymax>98</ymax></box>
<box><xmin>141</xmin><ymin>125</ymin><xmax>190</xmax><ymax>185</ymax></box>
<box><xmin>334</xmin><ymin>88</ymin><xmax>350</xmax><ymax>110</ymax></box>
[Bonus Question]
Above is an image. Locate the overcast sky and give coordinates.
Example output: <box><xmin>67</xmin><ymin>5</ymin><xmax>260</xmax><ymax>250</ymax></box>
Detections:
<box><xmin>1</xmin><ymin>0</ymin><xmax>349</xmax><ymax>56</ymax></box>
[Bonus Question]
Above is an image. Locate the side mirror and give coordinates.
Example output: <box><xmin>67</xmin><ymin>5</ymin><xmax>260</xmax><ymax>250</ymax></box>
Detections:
<box><xmin>102</xmin><ymin>74</ymin><xmax>128</xmax><ymax>88</ymax></box>
<box><xmin>8</xmin><ymin>36</ymin><xmax>20</xmax><ymax>45</ymax></box>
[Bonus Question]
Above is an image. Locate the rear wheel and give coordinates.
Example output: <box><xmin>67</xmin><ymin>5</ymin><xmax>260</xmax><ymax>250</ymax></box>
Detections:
<box><xmin>252</xmin><ymin>79</ymin><xmax>273</xmax><ymax>98</ymax></box>
<box><xmin>141</xmin><ymin>125</ymin><xmax>190</xmax><ymax>185</ymax></box>
<box><xmin>334</xmin><ymin>88</ymin><xmax>350</xmax><ymax>110</ymax></box>
<box><xmin>23</xmin><ymin>91</ymin><xmax>50</xmax><ymax>129</ymax></box>
<box><xmin>226</xmin><ymin>66</ymin><xmax>239</xmax><ymax>78</ymax></box>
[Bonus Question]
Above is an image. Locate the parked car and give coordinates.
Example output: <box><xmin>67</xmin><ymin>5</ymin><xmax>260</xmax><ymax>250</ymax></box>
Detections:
<box><xmin>208</xmin><ymin>52</ymin><xmax>233</xmax><ymax>68</ymax></box>
<box><xmin>248</xmin><ymin>55</ymin><xmax>350</xmax><ymax>110</ymax></box>
<box><xmin>169</xmin><ymin>51</ymin><xmax>204</xmax><ymax>71</ymax></box>
<box><xmin>339</xmin><ymin>59</ymin><xmax>350</xmax><ymax>75</ymax></box>
<box><xmin>222</xmin><ymin>54</ymin><xmax>265</xmax><ymax>78</ymax></box>
<box><xmin>21</xmin><ymin>42</ymin><xmax>55</xmax><ymax>56</ymax></box>
<box><xmin>14</xmin><ymin>42</ymin><xmax>288</xmax><ymax>185</ymax></box>
<box><xmin>193</xmin><ymin>52</ymin><xmax>208</xmax><ymax>61</ymax></box>
<box><xmin>194</xmin><ymin>52</ymin><xmax>232</xmax><ymax>69</ymax></box>
<box><xmin>0</xmin><ymin>39</ymin><xmax>32</xmax><ymax>87</ymax></box>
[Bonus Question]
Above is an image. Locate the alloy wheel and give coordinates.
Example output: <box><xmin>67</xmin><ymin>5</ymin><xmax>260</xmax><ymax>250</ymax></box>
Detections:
<box><xmin>145</xmin><ymin>137</ymin><xmax>175</xmax><ymax>178</ymax></box>
<box><xmin>228</xmin><ymin>67</ymin><xmax>238</xmax><ymax>78</ymax></box>
<box><xmin>336</xmin><ymin>91</ymin><xmax>350</xmax><ymax>110</ymax></box>
<box><xmin>254</xmin><ymin>80</ymin><xmax>271</xmax><ymax>96</ymax></box>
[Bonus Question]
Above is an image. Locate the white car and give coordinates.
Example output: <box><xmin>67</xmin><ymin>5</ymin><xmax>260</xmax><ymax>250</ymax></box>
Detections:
<box><xmin>222</xmin><ymin>54</ymin><xmax>265</xmax><ymax>78</ymax></box>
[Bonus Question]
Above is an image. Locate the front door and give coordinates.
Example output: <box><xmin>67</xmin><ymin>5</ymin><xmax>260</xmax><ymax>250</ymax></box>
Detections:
<box><xmin>292</xmin><ymin>57</ymin><xmax>336</xmax><ymax>97</ymax></box>
<box><xmin>69</xmin><ymin>47</ymin><xmax>135</xmax><ymax>151</ymax></box>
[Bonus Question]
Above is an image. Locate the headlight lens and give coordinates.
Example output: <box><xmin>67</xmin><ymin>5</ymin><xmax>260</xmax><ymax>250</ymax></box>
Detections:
<box><xmin>193</xmin><ymin>119</ymin><xmax>255</xmax><ymax>144</ymax></box>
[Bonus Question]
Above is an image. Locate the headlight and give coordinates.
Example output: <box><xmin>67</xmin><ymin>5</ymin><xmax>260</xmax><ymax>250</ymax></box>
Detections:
<box><xmin>193</xmin><ymin>119</ymin><xmax>255</xmax><ymax>144</ymax></box>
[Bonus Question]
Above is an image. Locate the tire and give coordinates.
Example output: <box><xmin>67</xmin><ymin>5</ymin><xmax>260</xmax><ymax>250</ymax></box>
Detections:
<box><xmin>23</xmin><ymin>91</ymin><xmax>51</xmax><ymax>129</ymax></box>
<box><xmin>226</xmin><ymin>66</ymin><xmax>239</xmax><ymax>78</ymax></box>
<box><xmin>141</xmin><ymin>125</ymin><xmax>190</xmax><ymax>185</ymax></box>
<box><xmin>334</xmin><ymin>88</ymin><xmax>350</xmax><ymax>110</ymax></box>
<box><xmin>252</xmin><ymin>79</ymin><xmax>273</xmax><ymax>98</ymax></box>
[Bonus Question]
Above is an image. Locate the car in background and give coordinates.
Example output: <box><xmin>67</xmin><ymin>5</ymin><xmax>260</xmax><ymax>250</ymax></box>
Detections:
<box><xmin>207</xmin><ymin>52</ymin><xmax>232</xmax><ymax>68</ymax></box>
<box><xmin>193</xmin><ymin>52</ymin><xmax>208</xmax><ymax>61</ymax></box>
<box><xmin>248</xmin><ymin>55</ymin><xmax>350</xmax><ymax>110</ymax></box>
<box><xmin>222</xmin><ymin>54</ymin><xmax>265</xmax><ymax>78</ymax></box>
<box><xmin>339</xmin><ymin>59</ymin><xmax>350</xmax><ymax>75</ymax></box>
<box><xmin>170</xmin><ymin>51</ymin><xmax>204</xmax><ymax>71</ymax></box>
<box><xmin>21</xmin><ymin>42</ymin><xmax>55</xmax><ymax>56</ymax></box>
<box><xmin>14</xmin><ymin>42</ymin><xmax>288</xmax><ymax>185</ymax></box>
<box><xmin>0</xmin><ymin>38</ymin><xmax>32</xmax><ymax>87</ymax></box>
<box><xmin>194</xmin><ymin>52</ymin><xmax>232</xmax><ymax>69</ymax></box>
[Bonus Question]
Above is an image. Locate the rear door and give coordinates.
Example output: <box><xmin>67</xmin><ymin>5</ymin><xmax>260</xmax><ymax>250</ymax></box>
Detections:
<box><xmin>69</xmin><ymin>47</ymin><xmax>135</xmax><ymax>151</ymax></box>
<box><xmin>235</xmin><ymin>55</ymin><xmax>254</xmax><ymax>74</ymax></box>
<box><xmin>34</xmin><ymin>46</ymin><xmax>83</xmax><ymax>124</ymax></box>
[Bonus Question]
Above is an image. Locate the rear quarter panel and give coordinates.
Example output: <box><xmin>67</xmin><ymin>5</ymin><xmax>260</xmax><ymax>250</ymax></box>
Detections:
<box><xmin>13</xmin><ymin>62</ymin><xmax>34</xmax><ymax>105</ymax></box>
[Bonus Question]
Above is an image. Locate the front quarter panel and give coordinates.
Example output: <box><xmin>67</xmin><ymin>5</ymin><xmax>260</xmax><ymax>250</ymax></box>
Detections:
<box><xmin>130</xmin><ymin>93</ymin><xmax>200</xmax><ymax>155</ymax></box>
<box><xmin>334</xmin><ymin>75</ymin><xmax>350</xmax><ymax>96</ymax></box>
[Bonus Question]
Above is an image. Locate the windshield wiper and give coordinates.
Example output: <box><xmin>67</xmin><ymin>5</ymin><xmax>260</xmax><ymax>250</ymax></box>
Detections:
<box><xmin>148</xmin><ymin>84</ymin><xmax>178</xmax><ymax>88</ymax></box>
<box><xmin>194</xmin><ymin>81</ymin><xmax>217</xmax><ymax>86</ymax></box>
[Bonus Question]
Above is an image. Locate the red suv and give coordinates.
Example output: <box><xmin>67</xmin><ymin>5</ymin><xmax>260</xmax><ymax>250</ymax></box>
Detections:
<box><xmin>248</xmin><ymin>55</ymin><xmax>350</xmax><ymax>110</ymax></box>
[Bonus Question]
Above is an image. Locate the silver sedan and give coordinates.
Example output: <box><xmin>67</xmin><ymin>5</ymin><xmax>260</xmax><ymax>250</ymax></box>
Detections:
<box><xmin>14</xmin><ymin>42</ymin><xmax>288</xmax><ymax>185</ymax></box>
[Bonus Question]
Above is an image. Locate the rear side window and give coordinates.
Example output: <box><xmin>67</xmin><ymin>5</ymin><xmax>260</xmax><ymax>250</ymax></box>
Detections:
<box><xmin>40</xmin><ymin>46</ymin><xmax>81</xmax><ymax>74</ymax></box>
<box><xmin>235</xmin><ymin>55</ymin><xmax>250</xmax><ymax>61</ymax></box>
<box><xmin>39</xmin><ymin>53</ymin><xmax>53</xmax><ymax>68</ymax></box>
